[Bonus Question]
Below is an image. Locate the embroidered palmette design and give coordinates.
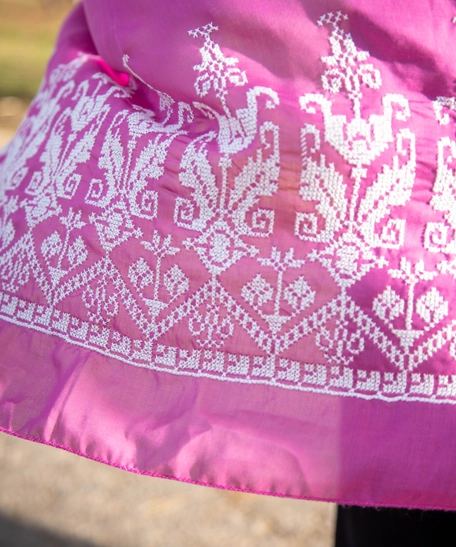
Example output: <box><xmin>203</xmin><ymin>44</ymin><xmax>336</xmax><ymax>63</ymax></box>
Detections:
<box><xmin>1</xmin><ymin>14</ymin><xmax>456</xmax><ymax>403</ymax></box>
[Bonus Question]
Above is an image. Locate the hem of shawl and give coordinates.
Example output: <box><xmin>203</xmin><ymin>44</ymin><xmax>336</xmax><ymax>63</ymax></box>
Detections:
<box><xmin>0</xmin><ymin>425</ymin><xmax>452</xmax><ymax>512</ymax></box>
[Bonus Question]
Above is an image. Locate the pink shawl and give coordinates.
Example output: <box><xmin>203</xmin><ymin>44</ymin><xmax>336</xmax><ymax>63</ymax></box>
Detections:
<box><xmin>1</xmin><ymin>0</ymin><xmax>456</xmax><ymax>509</ymax></box>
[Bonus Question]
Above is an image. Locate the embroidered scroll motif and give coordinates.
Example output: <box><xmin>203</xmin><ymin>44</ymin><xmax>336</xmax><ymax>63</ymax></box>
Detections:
<box><xmin>1</xmin><ymin>15</ymin><xmax>456</xmax><ymax>403</ymax></box>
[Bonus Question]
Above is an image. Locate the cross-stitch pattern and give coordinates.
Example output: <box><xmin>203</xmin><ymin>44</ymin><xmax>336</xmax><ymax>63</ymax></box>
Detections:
<box><xmin>1</xmin><ymin>13</ymin><xmax>456</xmax><ymax>403</ymax></box>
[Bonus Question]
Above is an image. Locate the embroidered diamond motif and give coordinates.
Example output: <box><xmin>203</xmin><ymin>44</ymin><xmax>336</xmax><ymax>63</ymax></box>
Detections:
<box><xmin>310</xmin><ymin>232</ymin><xmax>387</xmax><ymax>288</ymax></box>
<box><xmin>90</xmin><ymin>200</ymin><xmax>142</xmax><ymax>253</ymax></box>
<box><xmin>184</xmin><ymin>219</ymin><xmax>258</xmax><ymax>275</ymax></box>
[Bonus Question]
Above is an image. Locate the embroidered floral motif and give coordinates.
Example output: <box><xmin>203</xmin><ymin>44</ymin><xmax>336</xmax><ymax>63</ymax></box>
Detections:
<box><xmin>1</xmin><ymin>15</ymin><xmax>456</xmax><ymax>403</ymax></box>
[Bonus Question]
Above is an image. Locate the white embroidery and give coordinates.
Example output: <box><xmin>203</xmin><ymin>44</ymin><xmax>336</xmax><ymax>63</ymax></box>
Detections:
<box><xmin>425</xmin><ymin>137</ymin><xmax>456</xmax><ymax>254</ymax></box>
<box><xmin>1</xmin><ymin>16</ymin><xmax>456</xmax><ymax>404</ymax></box>
<box><xmin>373</xmin><ymin>259</ymin><xmax>443</xmax><ymax>355</ymax></box>
<box><xmin>171</xmin><ymin>24</ymin><xmax>281</xmax><ymax>348</ymax></box>
<box><xmin>428</xmin><ymin>63</ymin><xmax>456</xmax><ymax>255</ymax></box>
<box><xmin>293</xmin><ymin>14</ymin><xmax>427</xmax><ymax>372</ymax></box>
<box><xmin>1</xmin><ymin>289</ymin><xmax>456</xmax><ymax>403</ymax></box>
<box><xmin>189</xmin><ymin>23</ymin><xmax>248</xmax><ymax>112</ymax></box>
<box><xmin>241</xmin><ymin>248</ymin><xmax>311</xmax><ymax>336</ymax></box>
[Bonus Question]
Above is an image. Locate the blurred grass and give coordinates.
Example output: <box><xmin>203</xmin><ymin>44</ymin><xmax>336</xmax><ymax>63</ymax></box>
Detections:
<box><xmin>0</xmin><ymin>0</ymin><xmax>74</xmax><ymax>99</ymax></box>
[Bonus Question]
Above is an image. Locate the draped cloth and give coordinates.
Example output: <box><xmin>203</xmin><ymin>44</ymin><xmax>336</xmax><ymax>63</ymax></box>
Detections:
<box><xmin>1</xmin><ymin>0</ymin><xmax>456</xmax><ymax>509</ymax></box>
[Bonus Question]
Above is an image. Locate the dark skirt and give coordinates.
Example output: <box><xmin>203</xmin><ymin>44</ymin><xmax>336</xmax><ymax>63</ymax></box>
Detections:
<box><xmin>335</xmin><ymin>505</ymin><xmax>456</xmax><ymax>547</ymax></box>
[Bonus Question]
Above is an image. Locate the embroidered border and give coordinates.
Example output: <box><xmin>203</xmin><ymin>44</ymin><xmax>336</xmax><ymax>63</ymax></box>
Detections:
<box><xmin>2</xmin><ymin>290</ymin><xmax>456</xmax><ymax>404</ymax></box>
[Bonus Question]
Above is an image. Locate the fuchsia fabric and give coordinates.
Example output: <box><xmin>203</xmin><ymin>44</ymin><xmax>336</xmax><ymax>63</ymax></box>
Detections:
<box><xmin>2</xmin><ymin>0</ymin><xmax>456</xmax><ymax>509</ymax></box>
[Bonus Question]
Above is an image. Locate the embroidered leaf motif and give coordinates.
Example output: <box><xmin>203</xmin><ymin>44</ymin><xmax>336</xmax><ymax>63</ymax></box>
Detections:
<box><xmin>358</xmin><ymin>129</ymin><xmax>416</xmax><ymax>249</ymax></box>
<box><xmin>230</xmin><ymin>121</ymin><xmax>279</xmax><ymax>236</ymax></box>
<box><xmin>129</xmin><ymin>258</ymin><xmax>154</xmax><ymax>290</ymax></box>
<box><xmin>284</xmin><ymin>277</ymin><xmax>315</xmax><ymax>313</ymax></box>
<box><xmin>41</xmin><ymin>232</ymin><xmax>63</xmax><ymax>259</ymax></box>
<box><xmin>425</xmin><ymin>137</ymin><xmax>456</xmax><ymax>254</ymax></box>
<box><xmin>176</xmin><ymin>136</ymin><xmax>218</xmax><ymax>231</ymax></box>
<box><xmin>242</xmin><ymin>274</ymin><xmax>274</xmax><ymax>309</ymax></box>
<box><xmin>164</xmin><ymin>265</ymin><xmax>189</xmax><ymax>300</ymax></box>
<box><xmin>416</xmin><ymin>288</ymin><xmax>448</xmax><ymax>327</ymax></box>
<box><xmin>373</xmin><ymin>287</ymin><xmax>405</xmax><ymax>324</ymax></box>
<box><xmin>67</xmin><ymin>236</ymin><xmax>88</xmax><ymax>268</ymax></box>
<box><xmin>296</xmin><ymin>124</ymin><xmax>346</xmax><ymax>242</ymax></box>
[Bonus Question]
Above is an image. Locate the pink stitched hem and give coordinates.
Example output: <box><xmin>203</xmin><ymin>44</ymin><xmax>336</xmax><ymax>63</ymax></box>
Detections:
<box><xmin>0</xmin><ymin>426</ymin><xmax>451</xmax><ymax>512</ymax></box>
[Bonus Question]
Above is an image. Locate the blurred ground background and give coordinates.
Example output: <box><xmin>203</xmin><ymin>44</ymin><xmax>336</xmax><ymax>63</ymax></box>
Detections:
<box><xmin>0</xmin><ymin>0</ymin><xmax>73</xmax><ymax>147</ymax></box>
<box><xmin>0</xmin><ymin>1</ymin><xmax>336</xmax><ymax>545</ymax></box>
<box><xmin>0</xmin><ymin>434</ymin><xmax>335</xmax><ymax>547</ymax></box>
